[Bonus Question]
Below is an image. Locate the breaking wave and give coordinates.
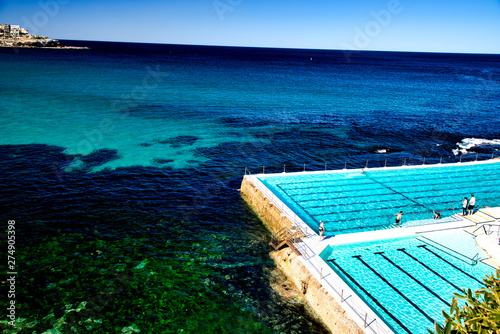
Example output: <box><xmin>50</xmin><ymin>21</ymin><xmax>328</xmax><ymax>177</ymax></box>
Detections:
<box><xmin>453</xmin><ymin>138</ymin><xmax>500</xmax><ymax>155</ymax></box>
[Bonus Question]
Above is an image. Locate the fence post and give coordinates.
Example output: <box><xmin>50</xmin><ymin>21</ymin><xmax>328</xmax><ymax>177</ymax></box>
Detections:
<box><xmin>344</xmin><ymin>161</ymin><xmax>347</xmax><ymax>169</ymax></box>
<box><xmin>325</xmin><ymin>162</ymin><xmax>327</xmax><ymax>171</ymax></box>
<box><xmin>384</xmin><ymin>159</ymin><xmax>387</xmax><ymax>167</ymax></box>
<box><xmin>403</xmin><ymin>158</ymin><xmax>406</xmax><ymax>166</ymax></box>
<box><xmin>492</xmin><ymin>153</ymin><xmax>494</xmax><ymax>160</ymax></box>
<box><xmin>341</xmin><ymin>289</ymin><xmax>344</xmax><ymax>302</ymax></box>
<box><xmin>263</xmin><ymin>165</ymin><xmax>265</xmax><ymax>174</ymax></box>
<box><xmin>459</xmin><ymin>155</ymin><xmax>462</xmax><ymax>163</ymax></box>
<box><xmin>423</xmin><ymin>157</ymin><xmax>425</xmax><ymax>165</ymax></box>
<box><xmin>320</xmin><ymin>268</ymin><xmax>323</xmax><ymax>279</ymax></box>
<box><xmin>476</xmin><ymin>153</ymin><xmax>478</xmax><ymax>161</ymax></box>
<box><xmin>364</xmin><ymin>314</ymin><xmax>368</xmax><ymax>328</ymax></box>
<box><xmin>283</xmin><ymin>164</ymin><xmax>286</xmax><ymax>173</ymax></box>
<box><xmin>440</xmin><ymin>156</ymin><xmax>442</xmax><ymax>164</ymax></box>
<box><xmin>365</xmin><ymin>160</ymin><xmax>368</xmax><ymax>168</ymax></box>
<box><xmin>303</xmin><ymin>163</ymin><xmax>305</xmax><ymax>172</ymax></box>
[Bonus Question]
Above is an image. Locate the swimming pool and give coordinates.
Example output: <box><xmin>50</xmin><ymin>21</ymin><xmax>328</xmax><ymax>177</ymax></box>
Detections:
<box><xmin>320</xmin><ymin>229</ymin><xmax>496</xmax><ymax>334</ymax></box>
<box><xmin>257</xmin><ymin>161</ymin><xmax>500</xmax><ymax>235</ymax></box>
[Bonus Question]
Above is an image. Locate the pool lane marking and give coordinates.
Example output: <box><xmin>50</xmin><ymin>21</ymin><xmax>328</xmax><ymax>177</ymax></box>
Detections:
<box><xmin>364</xmin><ymin>175</ymin><xmax>432</xmax><ymax>212</ymax></box>
<box><xmin>417</xmin><ymin>245</ymin><xmax>485</xmax><ymax>286</ymax></box>
<box><xmin>299</xmin><ymin>193</ymin><xmax>410</xmax><ymax>206</ymax></box>
<box><xmin>352</xmin><ymin>255</ymin><xmax>438</xmax><ymax>326</ymax></box>
<box><xmin>374</xmin><ymin>251</ymin><xmax>451</xmax><ymax>307</ymax></box>
<box><xmin>397</xmin><ymin>248</ymin><xmax>463</xmax><ymax>292</ymax></box>
<box><xmin>327</xmin><ymin>258</ymin><xmax>412</xmax><ymax>334</ymax></box>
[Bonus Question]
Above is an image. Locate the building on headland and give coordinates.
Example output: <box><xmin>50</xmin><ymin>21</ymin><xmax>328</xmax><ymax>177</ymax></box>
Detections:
<box><xmin>10</xmin><ymin>25</ymin><xmax>20</xmax><ymax>37</ymax></box>
<box><xmin>2</xmin><ymin>23</ymin><xmax>10</xmax><ymax>38</ymax></box>
<box><xmin>2</xmin><ymin>23</ymin><xmax>28</xmax><ymax>38</ymax></box>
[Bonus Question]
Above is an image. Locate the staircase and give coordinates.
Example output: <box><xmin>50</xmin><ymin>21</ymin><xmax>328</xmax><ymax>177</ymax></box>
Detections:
<box><xmin>269</xmin><ymin>227</ymin><xmax>303</xmax><ymax>256</ymax></box>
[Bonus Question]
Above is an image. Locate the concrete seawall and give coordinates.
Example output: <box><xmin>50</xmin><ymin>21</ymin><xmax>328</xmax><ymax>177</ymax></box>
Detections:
<box><xmin>240</xmin><ymin>176</ymin><xmax>363</xmax><ymax>334</ymax></box>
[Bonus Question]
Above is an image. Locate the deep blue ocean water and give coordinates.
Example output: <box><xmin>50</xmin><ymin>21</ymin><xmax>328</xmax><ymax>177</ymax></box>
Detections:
<box><xmin>0</xmin><ymin>40</ymin><xmax>499</xmax><ymax>333</ymax></box>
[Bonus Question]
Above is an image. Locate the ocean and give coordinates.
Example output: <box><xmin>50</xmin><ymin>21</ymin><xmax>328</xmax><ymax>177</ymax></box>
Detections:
<box><xmin>0</xmin><ymin>41</ymin><xmax>499</xmax><ymax>333</ymax></box>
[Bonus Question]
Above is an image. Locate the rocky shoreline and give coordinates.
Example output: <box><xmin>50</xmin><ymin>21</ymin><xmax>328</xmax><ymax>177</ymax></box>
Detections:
<box><xmin>0</xmin><ymin>37</ymin><xmax>87</xmax><ymax>49</ymax></box>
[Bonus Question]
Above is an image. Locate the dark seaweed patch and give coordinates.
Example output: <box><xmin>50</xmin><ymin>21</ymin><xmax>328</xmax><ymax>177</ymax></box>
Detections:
<box><xmin>80</xmin><ymin>148</ymin><xmax>120</xmax><ymax>170</ymax></box>
<box><xmin>153</xmin><ymin>158</ymin><xmax>174</xmax><ymax>164</ymax></box>
<box><xmin>157</xmin><ymin>135</ymin><xmax>198</xmax><ymax>148</ymax></box>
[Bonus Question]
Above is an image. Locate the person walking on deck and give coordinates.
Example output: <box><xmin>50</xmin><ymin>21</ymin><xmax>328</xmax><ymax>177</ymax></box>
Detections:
<box><xmin>468</xmin><ymin>194</ymin><xmax>476</xmax><ymax>215</ymax></box>
<box><xmin>319</xmin><ymin>221</ymin><xmax>325</xmax><ymax>241</ymax></box>
<box><xmin>462</xmin><ymin>197</ymin><xmax>468</xmax><ymax>216</ymax></box>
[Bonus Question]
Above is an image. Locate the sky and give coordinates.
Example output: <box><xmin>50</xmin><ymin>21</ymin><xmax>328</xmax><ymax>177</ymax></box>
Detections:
<box><xmin>1</xmin><ymin>0</ymin><xmax>500</xmax><ymax>54</ymax></box>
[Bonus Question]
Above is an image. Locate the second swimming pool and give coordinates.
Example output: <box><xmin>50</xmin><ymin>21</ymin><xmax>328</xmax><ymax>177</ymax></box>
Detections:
<box><xmin>320</xmin><ymin>229</ymin><xmax>495</xmax><ymax>334</ymax></box>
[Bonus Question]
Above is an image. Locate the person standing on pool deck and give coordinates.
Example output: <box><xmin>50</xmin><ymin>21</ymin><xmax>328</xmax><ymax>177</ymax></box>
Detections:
<box><xmin>319</xmin><ymin>221</ymin><xmax>325</xmax><ymax>241</ymax></box>
<box><xmin>468</xmin><ymin>194</ymin><xmax>476</xmax><ymax>215</ymax></box>
<box><xmin>394</xmin><ymin>211</ymin><xmax>403</xmax><ymax>225</ymax></box>
<box><xmin>462</xmin><ymin>197</ymin><xmax>468</xmax><ymax>216</ymax></box>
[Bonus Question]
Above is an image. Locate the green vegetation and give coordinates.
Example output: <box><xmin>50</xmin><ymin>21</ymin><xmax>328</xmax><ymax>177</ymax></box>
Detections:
<box><xmin>430</xmin><ymin>269</ymin><xmax>500</xmax><ymax>334</ymax></box>
<box><xmin>0</xmin><ymin>219</ymin><xmax>273</xmax><ymax>334</ymax></box>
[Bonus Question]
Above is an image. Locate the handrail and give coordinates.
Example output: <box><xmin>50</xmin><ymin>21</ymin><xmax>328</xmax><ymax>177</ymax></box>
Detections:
<box><xmin>271</xmin><ymin>226</ymin><xmax>303</xmax><ymax>245</ymax></box>
<box><xmin>417</xmin><ymin>236</ymin><xmax>480</xmax><ymax>265</ymax></box>
<box><xmin>471</xmin><ymin>223</ymin><xmax>500</xmax><ymax>237</ymax></box>
<box><xmin>246</xmin><ymin>151</ymin><xmax>499</xmax><ymax>175</ymax></box>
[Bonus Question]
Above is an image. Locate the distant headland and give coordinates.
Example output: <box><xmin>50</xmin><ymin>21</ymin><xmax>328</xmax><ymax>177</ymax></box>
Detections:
<box><xmin>0</xmin><ymin>23</ymin><xmax>87</xmax><ymax>49</ymax></box>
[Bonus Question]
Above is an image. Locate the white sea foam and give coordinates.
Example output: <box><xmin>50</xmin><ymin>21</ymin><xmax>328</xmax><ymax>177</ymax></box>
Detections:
<box><xmin>453</xmin><ymin>138</ymin><xmax>500</xmax><ymax>155</ymax></box>
<box><xmin>376</xmin><ymin>149</ymin><xmax>387</xmax><ymax>154</ymax></box>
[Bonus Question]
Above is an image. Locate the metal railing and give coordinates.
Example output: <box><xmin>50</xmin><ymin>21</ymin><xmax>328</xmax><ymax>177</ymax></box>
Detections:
<box><xmin>244</xmin><ymin>151</ymin><xmax>500</xmax><ymax>175</ymax></box>
<box><xmin>417</xmin><ymin>236</ymin><xmax>480</xmax><ymax>265</ymax></box>
<box><xmin>471</xmin><ymin>223</ymin><xmax>500</xmax><ymax>237</ymax></box>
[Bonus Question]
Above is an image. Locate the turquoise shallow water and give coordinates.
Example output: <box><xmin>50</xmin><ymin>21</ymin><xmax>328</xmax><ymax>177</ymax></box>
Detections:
<box><xmin>258</xmin><ymin>161</ymin><xmax>500</xmax><ymax>235</ymax></box>
<box><xmin>0</xmin><ymin>42</ymin><xmax>499</xmax><ymax>333</ymax></box>
<box><xmin>321</xmin><ymin>230</ymin><xmax>496</xmax><ymax>334</ymax></box>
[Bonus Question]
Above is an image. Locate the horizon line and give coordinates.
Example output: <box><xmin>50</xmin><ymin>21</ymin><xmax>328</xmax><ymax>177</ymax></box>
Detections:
<box><xmin>58</xmin><ymin>38</ymin><xmax>500</xmax><ymax>56</ymax></box>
